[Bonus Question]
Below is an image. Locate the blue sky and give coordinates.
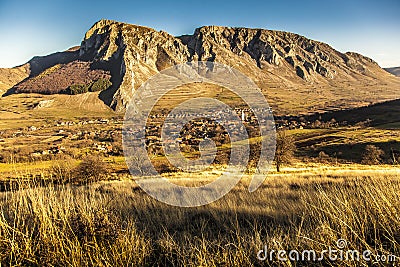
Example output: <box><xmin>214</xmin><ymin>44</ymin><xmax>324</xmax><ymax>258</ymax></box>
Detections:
<box><xmin>0</xmin><ymin>0</ymin><xmax>399</xmax><ymax>68</ymax></box>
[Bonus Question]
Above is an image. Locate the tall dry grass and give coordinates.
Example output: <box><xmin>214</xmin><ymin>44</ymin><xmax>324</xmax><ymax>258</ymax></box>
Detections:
<box><xmin>0</xmin><ymin>172</ymin><xmax>399</xmax><ymax>266</ymax></box>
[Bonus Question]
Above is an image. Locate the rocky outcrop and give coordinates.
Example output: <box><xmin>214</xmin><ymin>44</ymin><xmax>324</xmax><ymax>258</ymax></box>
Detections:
<box><xmin>79</xmin><ymin>19</ymin><xmax>190</xmax><ymax>111</ymax></box>
<box><xmin>4</xmin><ymin>20</ymin><xmax>400</xmax><ymax>114</ymax></box>
<box><xmin>178</xmin><ymin>26</ymin><xmax>380</xmax><ymax>81</ymax></box>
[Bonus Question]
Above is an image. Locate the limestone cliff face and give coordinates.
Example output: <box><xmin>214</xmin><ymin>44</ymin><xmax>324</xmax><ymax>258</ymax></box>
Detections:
<box><xmin>79</xmin><ymin>20</ymin><xmax>190</xmax><ymax>111</ymax></box>
<box><xmin>5</xmin><ymin>20</ymin><xmax>399</xmax><ymax>114</ymax></box>
<box><xmin>79</xmin><ymin>21</ymin><xmax>395</xmax><ymax>111</ymax></box>
<box><xmin>179</xmin><ymin>26</ymin><xmax>386</xmax><ymax>82</ymax></box>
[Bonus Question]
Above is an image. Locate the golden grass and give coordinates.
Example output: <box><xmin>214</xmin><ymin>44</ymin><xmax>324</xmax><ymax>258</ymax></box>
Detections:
<box><xmin>0</xmin><ymin>161</ymin><xmax>54</xmax><ymax>175</ymax></box>
<box><xmin>0</xmin><ymin>93</ymin><xmax>116</xmax><ymax>130</ymax></box>
<box><xmin>32</xmin><ymin>64</ymin><xmax>62</xmax><ymax>81</ymax></box>
<box><xmin>0</xmin><ymin>168</ymin><xmax>399</xmax><ymax>266</ymax></box>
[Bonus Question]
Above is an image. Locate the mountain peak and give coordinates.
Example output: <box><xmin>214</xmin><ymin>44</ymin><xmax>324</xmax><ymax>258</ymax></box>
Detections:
<box><xmin>93</xmin><ymin>18</ymin><xmax>117</xmax><ymax>27</ymax></box>
<box><xmin>4</xmin><ymin>21</ymin><xmax>400</xmax><ymax>115</ymax></box>
<box><xmin>84</xmin><ymin>19</ymin><xmax>119</xmax><ymax>40</ymax></box>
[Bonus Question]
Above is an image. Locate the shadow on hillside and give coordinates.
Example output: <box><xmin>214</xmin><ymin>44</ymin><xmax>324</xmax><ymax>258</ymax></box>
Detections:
<box><xmin>97</xmin><ymin>56</ymin><xmax>124</xmax><ymax>109</ymax></box>
<box><xmin>2</xmin><ymin>88</ymin><xmax>16</xmax><ymax>97</ymax></box>
<box><xmin>307</xmin><ymin>99</ymin><xmax>400</xmax><ymax>128</ymax></box>
<box><xmin>28</xmin><ymin>49</ymin><xmax>80</xmax><ymax>77</ymax></box>
<box><xmin>2</xmin><ymin>49</ymin><xmax>80</xmax><ymax>97</ymax></box>
<box><xmin>312</xmin><ymin>141</ymin><xmax>400</xmax><ymax>163</ymax></box>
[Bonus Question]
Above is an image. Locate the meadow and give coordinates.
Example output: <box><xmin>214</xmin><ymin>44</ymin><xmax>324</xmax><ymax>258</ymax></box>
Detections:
<box><xmin>0</xmin><ymin>166</ymin><xmax>399</xmax><ymax>266</ymax></box>
<box><xmin>0</xmin><ymin>92</ymin><xmax>399</xmax><ymax>266</ymax></box>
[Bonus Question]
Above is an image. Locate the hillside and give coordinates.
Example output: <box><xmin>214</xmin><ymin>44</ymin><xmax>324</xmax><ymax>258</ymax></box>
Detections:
<box><xmin>385</xmin><ymin>67</ymin><xmax>400</xmax><ymax>77</ymax></box>
<box><xmin>0</xmin><ymin>64</ymin><xmax>30</xmax><ymax>93</ymax></box>
<box><xmin>2</xmin><ymin>19</ymin><xmax>400</xmax><ymax>115</ymax></box>
<box><xmin>13</xmin><ymin>61</ymin><xmax>111</xmax><ymax>95</ymax></box>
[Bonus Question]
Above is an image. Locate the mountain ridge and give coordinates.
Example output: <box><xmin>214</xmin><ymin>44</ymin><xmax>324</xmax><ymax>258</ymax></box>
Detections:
<box><xmin>2</xmin><ymin>19</ymin><xmax>399</xmax><ymax>115</ymax></box>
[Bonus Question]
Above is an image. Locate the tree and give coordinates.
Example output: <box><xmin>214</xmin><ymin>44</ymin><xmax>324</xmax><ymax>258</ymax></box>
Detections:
<box><xmin>51</xmin><ymin>155</ymin><xmax>75</xmax><ymax>183</ymax></box>
<box><xmin>72</xmin><ymin>155</ymin><xmax>109</xmax><ymax>184</ymax></box>
<box><xmin>318</xmin><ymin>151</ymin><xmax>330</xmax><ymax>163</ymax></box>
<box><xmin>274</xmin><ymin>130</ymin><xmax>296</xmax><ymax>172</ymax></box>
<box><xmin>127</xmin><ymin>150</ymin><xmax>154</xmax><ymax>176</ymax></box>
<box><xmin>390</xmin><ymin>148</ymin><xmax>399</xmax><ymax>165</ymax></box>
<box><xmin>361</xmin><ymin>145</ymin><xmax>384</xmax><ymax>165</ymax></box>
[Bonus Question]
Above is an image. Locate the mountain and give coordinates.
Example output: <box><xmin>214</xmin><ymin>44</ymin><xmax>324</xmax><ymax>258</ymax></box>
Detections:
<box><xmin>0</xmin><ymin>64</ymin><xmax>30</xmax><ymax>94</ymax></box>
<box><xmin>2</xmin><ymin>19</ymin><xmax>400</xmax><ymax>115</ymax></box>
<box><xmin>385</xmin><ymin>67</ymin><xmax>400</xmax><ymax>77</ymax></box>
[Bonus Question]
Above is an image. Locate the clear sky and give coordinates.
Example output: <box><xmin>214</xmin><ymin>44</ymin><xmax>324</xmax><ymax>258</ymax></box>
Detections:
<box><xmin>0</xmin><ymin>0</ymin><xmax>399</xmax><ymax>68</ymax></box>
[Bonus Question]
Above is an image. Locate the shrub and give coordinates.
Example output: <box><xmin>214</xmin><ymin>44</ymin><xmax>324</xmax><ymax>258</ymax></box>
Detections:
<box><xmin>0</xmin><ymin>150</ymin><xmax>13</xmax><ymax>163</ymax></box>
<box><xmin>361</xmin><ymin>145</ymin><xmax>385</xmax><ymax>165</ymax></box>
<box><xmin>71</xmin><ymin>155</ymin><xmax>109</xmax><ymax>184</ymax></box>
<box><xmin>275</xmin><ymin>130</ymin><xmax>296</xmax><ymax>172</ymax></box>
<box><xmin>68</xmin><ymin>78</ymin><xmax>111</xmax><ymax>95</ymax></box>
<box><xmin>69</xmin><ymin>83</ymin><xmax>91</xmax><ymax>95</ymax></box>
<box><xmin>318</xmin><ymin>151</ymin><xmax>330</xmax><ymax>163</ymax></box>
<box><xmin>50</xmin><ymin>155</ymin><xmax>75</xmax><ymax>183</ymax></box>
<box><xmin>89</xmin><ymin>78</ymin><xmax>112</xmax><ymax>92</ymax></box>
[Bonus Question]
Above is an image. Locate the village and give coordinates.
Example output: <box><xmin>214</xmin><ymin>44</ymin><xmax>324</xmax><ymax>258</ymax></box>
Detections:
<box><xmin>0</xmin><ymin>108</ymin><xmax>348</xmax><ymax>164</ymax></box>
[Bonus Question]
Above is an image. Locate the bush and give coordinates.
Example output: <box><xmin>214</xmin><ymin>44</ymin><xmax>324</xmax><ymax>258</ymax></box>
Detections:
<box><xmin>0</xmin><ymin>150</ymin><xmax>13</xmax><ymax>163</ymax></box>
<box><xmin>71</xmin><ymin>155</ymin><xmax>109</xmax><ymax>184</ymax></box>
<box><xmin>68</xmin><ymin>79</ymin><xmax>111</xmax><ymax>95</ymax></box>
<box><xmin>89</xmin><ymin>78</ymin><xmax>112</xmax><ymax>92</ymax></box>
<box><xmin>318</xmin><ymin>151</ymin><xmax>330</xmax><ymax>163</ymax></box>
<box><xmin>275</xmin><ymin>130</ymin><xmax>296</xmax><ymax>172</ymax></box>
<box><xmin>69</xmin><ymin>84</ymin><xmax>91</xmax><ymax>95</ymax></box>
<box><xmin>361</xmin><ymin>145</ymin><xmax>385</xmax><ymax>165</ymax></box>
<box><xmin>50</xmin><ymin>155</ymin><xmax>75</xmax><ymax>183</ymax></box>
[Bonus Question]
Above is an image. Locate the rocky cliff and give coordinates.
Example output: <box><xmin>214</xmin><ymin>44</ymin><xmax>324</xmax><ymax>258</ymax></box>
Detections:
<box><xmin>78</xmin><ymin>19</ymin><xmax>190</xmax><ymax>110</ymax></box>
<box><xmin>3</xmin><ymin>19</ymin><xmax>400</xmax><ymax>114</ymax></box>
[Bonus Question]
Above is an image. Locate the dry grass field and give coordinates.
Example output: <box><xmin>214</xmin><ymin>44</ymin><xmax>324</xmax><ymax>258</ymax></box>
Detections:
<box><xmin>0</xmin><ymin>166</ymin><xmax>399</xmax><ymax>266</ymax></box>
<box><xmin>0</xmin><ymin>90</ymin><xmax>399</xmax><ymax>266</ymax></box>
<box><xmin>1</xmin><ymin>11</ymin><xmax>400</xmax><ymax>266</ymax></box>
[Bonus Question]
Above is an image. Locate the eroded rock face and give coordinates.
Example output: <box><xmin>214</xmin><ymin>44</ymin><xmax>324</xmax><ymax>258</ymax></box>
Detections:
<box><xmin>177</xmin><ymin>26</ymin><xmax>374</xmax><ymax>81</ymax></box>
<box><xmin>79</xmin><ymin>20</ymin><xmax>191</xmax><ymax>111</ymax></box>
<box><xmin>177</xmin><ymin>25</ymin><xmax>386</xmax><ymax>85</ymax></box>
<box><xmin>6</xmin><ymin>19</ymin><xmax>396</xmax><ymax>112</ymax></box>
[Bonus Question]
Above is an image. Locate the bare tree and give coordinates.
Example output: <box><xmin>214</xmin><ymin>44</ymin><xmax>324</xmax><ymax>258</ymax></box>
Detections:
<box><xmin>72</xmin><ymin>155</ymin><xmax>109</xmax><ymax>184</ymax></box>
<box><xmin>274</xmin><ymin>130</ymin><xmax>296</xmax><ymax>172</ymax></box>
<box><xmin>318</xmin><ymin>151</ymin><xmax>330</xmax><ymax>163</ymax></box>
<box><xmin>127</xmin><ymin>150</ymin><xmax>155</xmax><ymax>176</ymax></box>
<box><xmin>390</xmin><ymin>148</ymin><xmax>398</xmax><ymax>165</ymax></box>
<box><xmin>361</xmin><ymin>145</ymin><xmax>384</xmax><ymax>165</ymax></box>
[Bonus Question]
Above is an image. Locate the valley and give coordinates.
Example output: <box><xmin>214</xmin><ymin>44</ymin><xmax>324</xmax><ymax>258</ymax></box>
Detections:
<box><xmin>0</xmin><ymin>19</ymin><xmax>399</xmax><ymax>266</ymax></box>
